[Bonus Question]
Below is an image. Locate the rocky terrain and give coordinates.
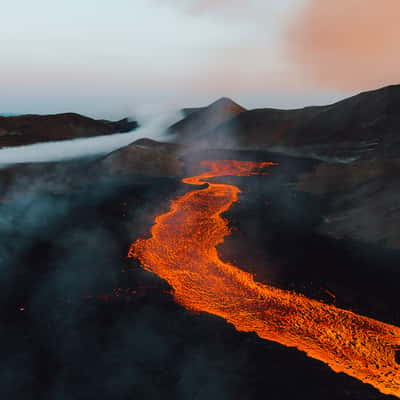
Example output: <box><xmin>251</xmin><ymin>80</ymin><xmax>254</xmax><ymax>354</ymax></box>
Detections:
<box><xmin>0</xmin><ymin>113</ymin><xmax>138</xmax><ymax>148</ymax></box>
<box><xmin>171</xmin><ymin>85</ymin><xmax>400</xmax><ymax>162</ymax></box>
<box><xmin>295</xmin><ymin>159</ymin><xmax>400</xmax><ymax>249</ymax></box>
<box><xmin>2</xmin><ymin>85</ymin><xmax>400</xmax><ymax>400</ymax></box>
<box><xmin>3</xmin><ymin>85</ymin><xmax>400</xmax><ymax>251</ymax></box>
<box><xmin>1</xmin><ymin>147</ymin><xmax>398</xmax><ymax>400</ymax></box>
<box><xmin>168</xmin><ymin>85</ymin><xmax>400</xmax><ymax>251</ymax></box>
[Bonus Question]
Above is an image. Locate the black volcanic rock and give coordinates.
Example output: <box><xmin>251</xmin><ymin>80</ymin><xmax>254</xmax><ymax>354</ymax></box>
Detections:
<box><xmin>0</xmin><ymin>113</ymin><xmax>138</xmax><ymax>148</ymax></box>
<box><xmin>2</xmin><ymin>146</ymin><xmax>400</xmax><ymax>399</ymax></box>
<box><xmin>180</xmin><ymin>85</ymin><xmax>400</xmax><ymax>161</ymax></box>
<box><xmin>98</xmin><ymin>138</ymin><xmax>183</xmax><ymax>178</ymax></box>
<box><xmin>296</xmin><ymin>159</ymin><xmax>400</xmax><ymax>249</ymax></box>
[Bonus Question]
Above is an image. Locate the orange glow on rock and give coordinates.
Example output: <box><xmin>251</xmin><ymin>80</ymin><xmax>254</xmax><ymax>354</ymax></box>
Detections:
<box><xmin>129</xmin><ymin>160</ymin><xmax>400</xmax><ymax>397</ymax></box>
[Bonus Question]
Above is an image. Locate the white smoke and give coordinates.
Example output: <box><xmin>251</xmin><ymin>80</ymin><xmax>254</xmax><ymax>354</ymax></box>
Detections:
<box><xmin>0</xmin><ymin>110</ymin><xmax>181</xmax><ymax>167</ymax></box>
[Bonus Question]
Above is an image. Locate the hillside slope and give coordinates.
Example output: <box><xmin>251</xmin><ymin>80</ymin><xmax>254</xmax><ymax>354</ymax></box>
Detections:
<box><xmin>174</xmin><ymin>85</ymin><xmax>400</xmax><ymax>161</ymax></box>
<box><xmin>169</xmin><ymin>97</ymin><xmax>246</xmax><ymax>145</ymax></box>
<box><xmin>0</xmin><ymin>113</ymin><xmax>138</xmax><ymax>148</ymax></box>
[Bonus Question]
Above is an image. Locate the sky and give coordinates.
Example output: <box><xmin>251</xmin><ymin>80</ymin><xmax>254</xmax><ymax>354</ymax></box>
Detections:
<box><xmin>1</xmin><ymin>0</ymin><xmax>399</xmax><ymax>119</ymax></box>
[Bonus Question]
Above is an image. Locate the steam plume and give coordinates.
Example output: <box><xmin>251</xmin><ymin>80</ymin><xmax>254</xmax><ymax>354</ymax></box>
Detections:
<box><xmin>0</xmin><ymin>111</ymin><xmax>180</xmax><ymax>166</ymax></box>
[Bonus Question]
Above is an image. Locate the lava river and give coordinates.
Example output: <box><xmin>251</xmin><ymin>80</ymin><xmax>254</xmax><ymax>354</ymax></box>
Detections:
<box><xmin>129</xmin><ymin>160</ymin><xmax>400</xmax><ymax>397</ymax></box>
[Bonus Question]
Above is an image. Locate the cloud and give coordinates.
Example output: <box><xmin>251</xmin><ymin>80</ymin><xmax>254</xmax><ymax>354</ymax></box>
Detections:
<box><xmin>286</xmin><ymin>0</ymin><xmax>400</xmax><ymax>91</ymax></box>
<box><xmin>0</xmin><ymin>111</ymin><xmax>180</xmax><ymax>166</ymax></box>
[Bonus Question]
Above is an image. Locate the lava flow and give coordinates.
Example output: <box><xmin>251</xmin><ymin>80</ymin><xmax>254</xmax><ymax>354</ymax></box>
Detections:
<box><xmin>129</xmin><ymin>160</ymin><xmax>400</xmax><ymax>397</ymax></box>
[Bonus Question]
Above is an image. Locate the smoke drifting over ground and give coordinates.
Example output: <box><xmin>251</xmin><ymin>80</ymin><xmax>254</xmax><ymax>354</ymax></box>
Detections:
<box><xmin>2</xmin><ymin>98</ymin><xmax>400</xmax><ymax>399</ymax></box>
<box><xmin>0</xmin><ymin>111</ymin><xmax>180</xmax><ymax>166</ymax></box>
<box><xmin>0</xmin><ymin>155</ymin><xmax>259</xmax><ymax>400</ymax></box>
<box><xmin>287</xmin><ymin>0</ymin><xmax>400</xmax><ymax>90</ymax></box>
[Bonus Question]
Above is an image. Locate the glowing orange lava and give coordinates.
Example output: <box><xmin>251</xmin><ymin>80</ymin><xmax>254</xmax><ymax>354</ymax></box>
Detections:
<box><xmin>129</xmin><ymin>160</ymin><xmax>400</xmax><ymax>397</ymax></box>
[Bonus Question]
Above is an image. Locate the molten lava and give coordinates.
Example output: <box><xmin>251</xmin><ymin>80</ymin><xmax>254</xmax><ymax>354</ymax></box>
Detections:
<box><xmin>129</xmin><ymin>160</ymin><xmax>400</xmax><ymax>397</ymax></box>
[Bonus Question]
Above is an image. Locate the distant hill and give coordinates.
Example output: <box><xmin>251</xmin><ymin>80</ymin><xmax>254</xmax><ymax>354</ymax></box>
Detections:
<box><xmin>172</xmin><ymin>85</ymin><xmax>400</xmax><ymax>162</ymax></box>
<box><xmin>181</xmin><ymin>108</ymin><xmax>205</xmax><ymax>117</ymax></box>
<box><xmin>0</xmin><ymin>113</ymin><xmax>138</xmax><ymax>148</ymax></box>
<box><xmin>0</xmin><ymin>138</ymin><xmax>183</xmax><ymax>200</ymax></box>
<box><xmin>169</xmin><ymin>97</ymin><xmax>246</xmax><ymax>145</ymax></box>
<box><xmin>166</xmin><ymin>86</ymin><xmax>400</xmax><ymax>249</ymax></box>
<box><xmin>98</xmin><ymin>138</ymin><xmax>183</xmax><ymax>178</ymax></box>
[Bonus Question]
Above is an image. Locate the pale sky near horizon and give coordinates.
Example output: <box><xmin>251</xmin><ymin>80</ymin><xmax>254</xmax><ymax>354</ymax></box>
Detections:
<box><xmin>1</xmin><ymin>0</ymin><xmax>399</xmax><ymax>119</ymax></box>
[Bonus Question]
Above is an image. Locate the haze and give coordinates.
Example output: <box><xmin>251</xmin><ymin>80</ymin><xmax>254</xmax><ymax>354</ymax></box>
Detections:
<box><xmin>2</xmin><ymin>0</ymin><xmax>399</xmax><ymax>118</ymax></box>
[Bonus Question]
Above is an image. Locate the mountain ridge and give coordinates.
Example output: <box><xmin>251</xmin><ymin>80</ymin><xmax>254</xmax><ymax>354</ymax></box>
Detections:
<box><xmin>170</xmin><ymin>84</ymin><xmax>400</xmax><ymax>162</ymax></box>
<box><xmin>0</xmin><ymin>112</ymin><xmax>138</xmax><ymax>148</ymax></box>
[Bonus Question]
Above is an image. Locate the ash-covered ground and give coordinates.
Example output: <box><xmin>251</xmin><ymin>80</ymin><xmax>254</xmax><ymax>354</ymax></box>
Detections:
<box><xmin>1</xmin><ymin>150</ymin><xmax>399</xmax><ymax>400</ymax></box>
